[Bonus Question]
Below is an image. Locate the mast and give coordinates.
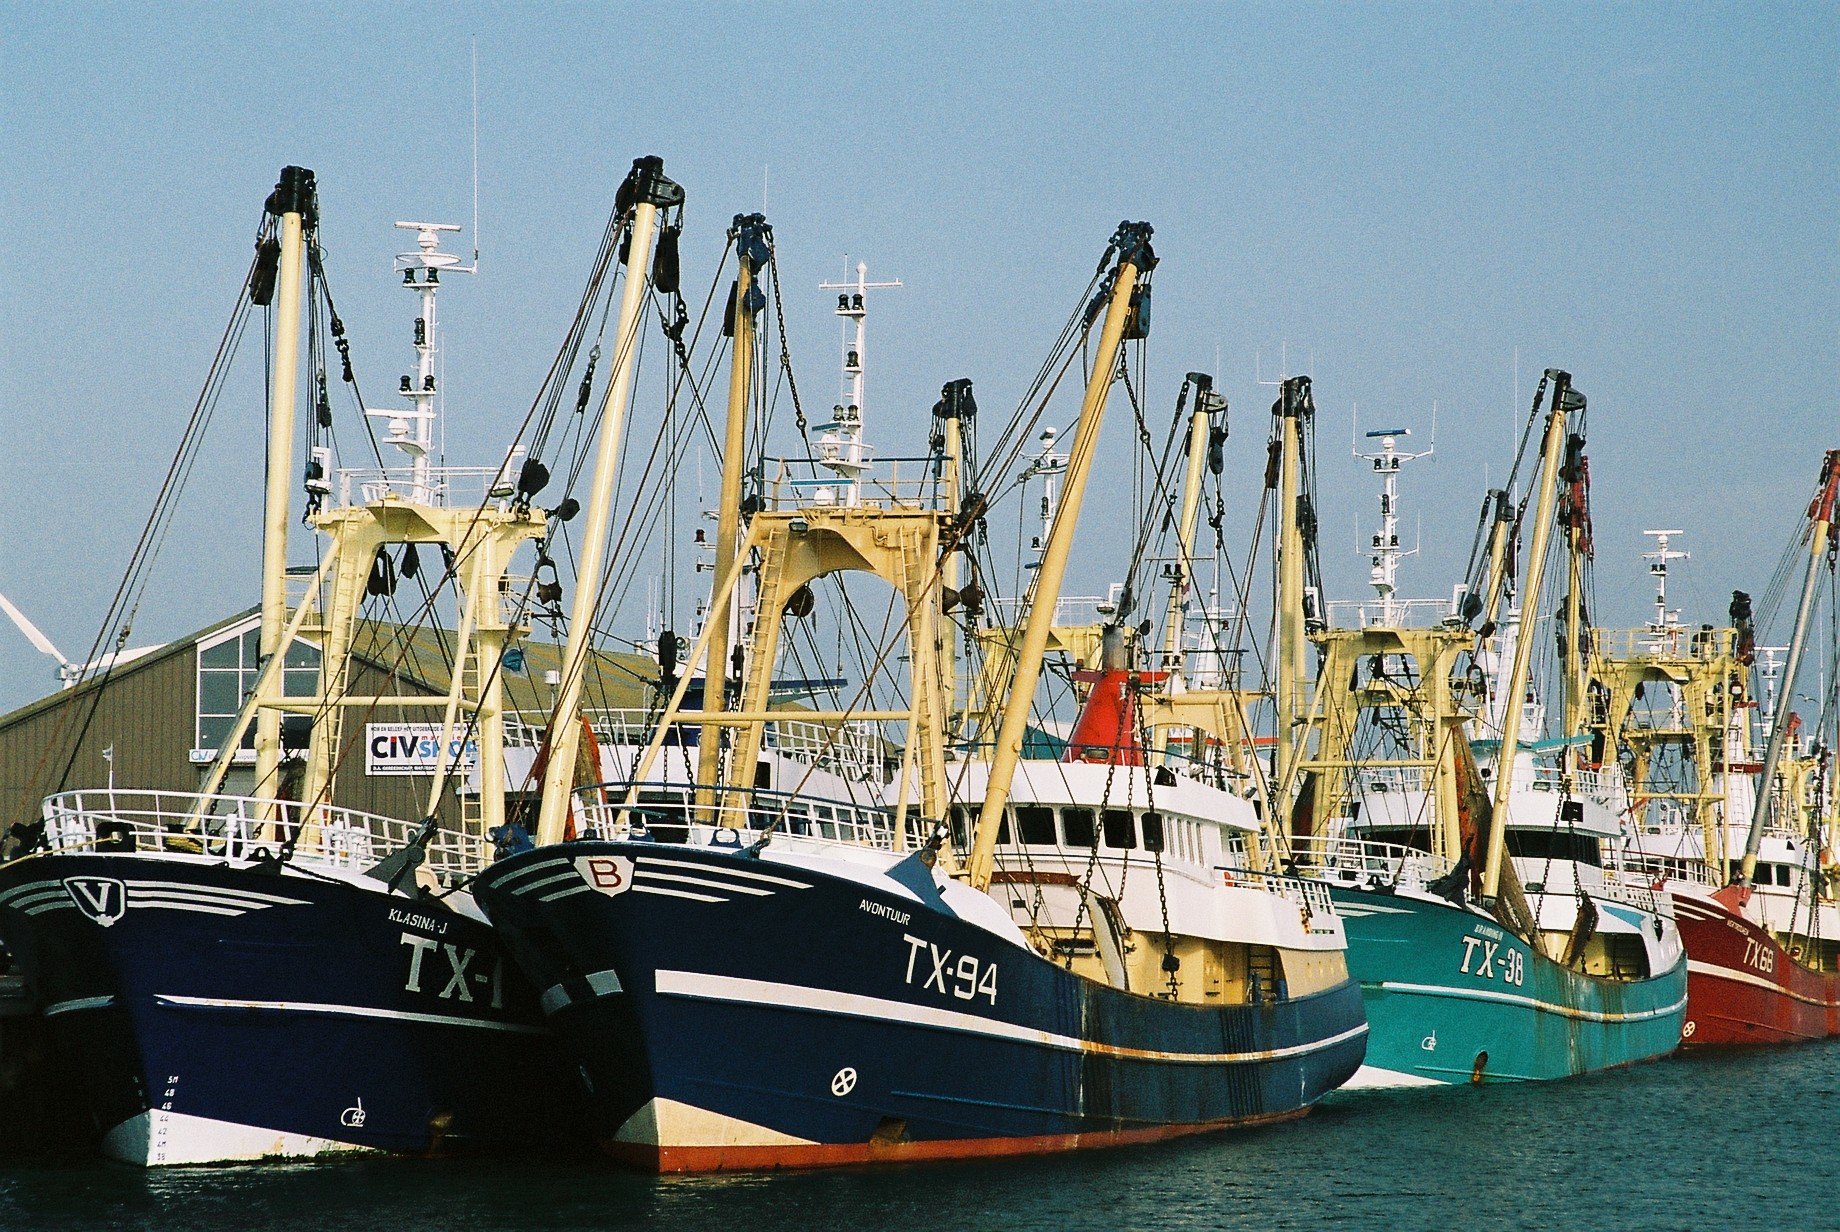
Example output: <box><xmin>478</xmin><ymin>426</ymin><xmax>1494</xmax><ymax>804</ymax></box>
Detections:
<box><xmin>1642</xmin><ymin>530</ymin><xmax>1688</xmax><ymax>649</ymax></box>
<box><xmin>936</xmin><ymin>379</ymin><xmax>975</xmax><ymax>730</ymax></box>
<box><xmin>816</xmin><ymin>262</ymin><xmax>901</xmax><ymax>506</ymax></box>
<box><xmin>1154</xmin><ymin>373</ymin><xmax>1224</xmax><ymax>762</ymax></box>
<box><xmin>1558</xmin><ymin>428</ymin><xmax>1592</xmax><ymax>763</ymax></box>
<box><xmin>252</xmin><ymin>166</ymin><xmax>315</xmax><ymax>806</ymax></box>
<box><xmin>1738</xmin><ymin>449</ymin><xmax>1840</xmax><ymax>886</ymax></box>
<box><xmin>1481</xmin><ymin>369</ymin><xmax>1583</xmax><ymax>903</ymax></box>
<box><xmin>1356</xmin><ymin>425</ymin><xmax>1431</xmax><ymax>627</ymax></box>
<box><xmin>1477</xmin><ymin>487</ymin><xmax>1515</xmax><ymax>629</ymax></box>
<box><xmin>965</xmin><ymin>221</ymin><xmax>1154</xmax><ymax>892</ymax></box>
<box><xmin>376</xmin><ymin>221</ymin><xmax>463</xmax><ymax>502</ymax></box>
<box><xmin>696</xmin><ymin>213</ymin><xmax>769</xmax><ymax>806</ymax></box>
<box><xmin>535</xmin><ymin>157</ymin><xmax>683</xmax><ymax>846</ymax></box>
<box><xmin>1273</xmin><ymin>376</ymin><xmax>1312</xmax><ymax>825</ymax></box>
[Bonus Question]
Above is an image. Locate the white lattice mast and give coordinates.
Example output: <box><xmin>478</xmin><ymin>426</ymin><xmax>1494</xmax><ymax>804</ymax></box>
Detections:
<box><xmin>816</xmin><ymin>261</ymin><xmax>901</xmax><ymax>503</ymax></box>
<box><xmin>1354</xmin><ymin>421</ymin><xmax>1432</xmax><ymax>626</ymax></box>
<box><xmin>1022</xmin><ymin>427</ymin><xmax>1067</xmax><ymax>569</ymax></box>
<box><xmin>369</xmin><ymin>221</ymin><xmax>469</xmax><ymax>504</ymax></box>
<box><xmin>1642</xmin><ymin>529</ymin><xmax>1688</xmax><ymax>645</ymax></box>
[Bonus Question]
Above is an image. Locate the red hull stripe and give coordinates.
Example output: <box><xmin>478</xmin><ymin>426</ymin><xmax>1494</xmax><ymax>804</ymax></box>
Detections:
<box><xmin>603</xmin><ymin>1108</ymin><xmax>1309</xmax><ymax>1174</ymax></box>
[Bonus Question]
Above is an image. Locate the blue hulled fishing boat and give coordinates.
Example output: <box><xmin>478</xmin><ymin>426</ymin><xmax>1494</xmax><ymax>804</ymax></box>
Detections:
<box><xmin>478</xmin><ymin>221</ymin><xmax>1367</xmax><ymax>1170</ymax></box>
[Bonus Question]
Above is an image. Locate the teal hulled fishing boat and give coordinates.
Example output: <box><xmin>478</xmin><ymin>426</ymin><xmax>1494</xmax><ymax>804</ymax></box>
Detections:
<box><xmin>1286</xmin><ymin>370</ymin><xmax>1685</xmax><ymax>1085</ymax></box>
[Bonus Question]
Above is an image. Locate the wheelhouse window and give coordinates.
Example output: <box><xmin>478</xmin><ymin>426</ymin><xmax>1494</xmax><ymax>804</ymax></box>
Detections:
<box><xmin>1061</xmin><ymin>807</ymin><xmax>1096</xmax><ymax>848</ymax></box>
<box><xmin>1016</xmin><ymin>806</ymin><xmax>1057</xmax><ymax>846</ymax></box>
<box><xmin>1102</xmin><ymin>808</ymin><xmax>1135</xmax><ymax>849</ymax></box>
<box><xmin>1503</xmin><ymin>829</ymin><xmax>1602</xmax><ymax>867</ymax></box>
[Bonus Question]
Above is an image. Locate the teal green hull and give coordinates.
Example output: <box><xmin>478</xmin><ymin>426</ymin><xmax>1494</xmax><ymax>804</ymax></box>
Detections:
<box><xmin>1329</xmin><ymin>885</ymin><xmax>1686</xmax><ymax>1085</ymax></box>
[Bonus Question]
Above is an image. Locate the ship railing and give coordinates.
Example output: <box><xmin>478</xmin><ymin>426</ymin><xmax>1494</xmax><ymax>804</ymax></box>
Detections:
<box><xmin>987</xmin><ymin>594</ymin><xmax>1129</xmax><ymax>627</ymax></box>
<box><xmin>571</xmin><ymin>781</ymin><xmax>924</xmax><ymax>849</ymax></box>
<box><xmin>1590</xmin><ymin>626</ymin><xmax>1738</xmax><ymax>661</ymax></box>
<box><xmin>335</xmin><ymin>464</ymin><xmax>520</xmax><ymax>510</ymax></box>
<box><xmin>1593</xmin><ymin>872</ymin><xmax>1666</xmax><ymax>915</ymax></box>
<box><xmin>1351</xmin><ymin>765</ymin><xmax>1432</xmax><ymax>795</ymax></box>
<box><xmin>1288</xmin><ymin>833</ymin><xmax>1455</xmax><ymax>892</ymax></box>
<box><xmin>1616</xmin><ymin>853</ymin><xmax>1720</xmax><ymax>890</ymax></box>
<box><xmin>1525</xmin><ymin>764</ymin><xmax>1615</xmax><ymax>801</ymax></box>
<box><xmin>36</xmin><ymin>789</ymin><xmax>482</xmax><ymax>878</ymax></box>
<box><xmin>762</xmin><ymin>455</ymin><xmax>943</xmax><ymax>511</ymax></box>
<box><xmin>1219</xmin><ymin>866</ymin><xmax>1341</xmax><ymax>930</ymax></box>
<box><xmin>505</xmin><ymin>709</ymin><xmax>885</xmax><ymax>779</ymax></box>
<box><xmin>1323</xmin><ymin>597</ymin><xmax>1460</xmax><ymax>629</ymax></box>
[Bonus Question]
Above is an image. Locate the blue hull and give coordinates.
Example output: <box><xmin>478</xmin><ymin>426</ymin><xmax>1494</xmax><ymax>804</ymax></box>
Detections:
<box><xmin>0</xmin><ymin>853</ymin><xmax>576</xmax><ymax>1164</ymax></box>
<box><xmin>1329</xmin><ymin>885</ymin><xmax>1685</xmax><ymax>1085</ymax></box>
<box><xmin>475</xmin><ymin>841</ymin><xmax>1367</xmax><ymax>1171</ymax></box>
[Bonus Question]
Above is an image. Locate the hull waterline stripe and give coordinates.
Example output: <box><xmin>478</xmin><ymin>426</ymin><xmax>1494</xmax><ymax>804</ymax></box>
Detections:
<box><xmin>638</xmin><ymin>856</ymin><xmax>810</xmax><ymax>889</ymax></box>
<box><xmin>514</xmin><ymin>869</ymin><xmax>582</xmax><ymax>896</ymax></box>
<box><xmin>152</xmin><ymin>994</ymin><xmax>546</xmax><ymax>1034</ymax></box>
<box><xmin>1373</xmin><ymin>980</ymin><xmax>1687</xmax><ymax>1023</ymax></box>
<box><xmin>655</xmin><ymin>969</ymin><xmax>1367</xmax><ymax>1064</ymax></box>
<box><xmin>638</xmin><ymin>870</ymin><xmax>774</xmax><ymax>897</ymax></box>
<box><xmin>491</xmin><ymin>859</ymin><xmax>572</xmax><ymax>891</ymax></box>
<box><xmin>609</xmin><ymin>1107</ymin><xmax>1313</xmax><ymax>1174</ymax></box>
<box><xmin>5</xmin><ymin>891</ymin><xmax>69</xmax><ymax>911</ymax></box>
<box><xmin>0</xmin><ymin>880</ymin><xmax>64</xmax><ymax>907</ymax></box>
<box><xmin>1686</xmin><ymin>959</ymin><xmax>1840</xmax><ymax>1008</ymax></box>
<box><xmin>45</xmin><ymin>995</ymin><xmax>116</xmax><ymax>1016</ymax></box>
<box><xmin>123</xmin><ymin>880</ymin><xmax>310</xmax><ymax>907</ymax></box>
<box><xmin>632</xmin><ymin>885</ymin><xmax>725</xmax><ymax>904</ymax></box>
<box><xmin>124</xmin><ymin>900</ymin><xmax>245</xmax><ymax>917</ymax></box>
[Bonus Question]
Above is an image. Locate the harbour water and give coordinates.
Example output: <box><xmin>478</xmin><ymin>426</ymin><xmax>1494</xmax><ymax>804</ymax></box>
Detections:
<box><xmin>4</xmin><ymin>1039</ymin><xmax>1832</xmax><ymax>1231</ymax></box>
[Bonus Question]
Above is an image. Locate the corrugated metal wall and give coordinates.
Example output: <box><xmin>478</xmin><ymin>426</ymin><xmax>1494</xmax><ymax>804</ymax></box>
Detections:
<box><xmin>0</xmin><ymin>648</ymin><xmax>199</xmax><ymax>827</ymax></box>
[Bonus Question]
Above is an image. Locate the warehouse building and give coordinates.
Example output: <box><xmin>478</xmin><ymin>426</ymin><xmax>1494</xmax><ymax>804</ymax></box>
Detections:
<box><xmin>0</xmin><ymin>606</ymin><xmax>667</xmax><ymax>834</ymax></box>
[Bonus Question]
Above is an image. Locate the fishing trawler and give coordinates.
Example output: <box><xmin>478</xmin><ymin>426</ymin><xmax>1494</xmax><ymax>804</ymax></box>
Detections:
<box><xmin>0</xmin><ymin>167</ymin><xmax>579</xmax><ymax>1164</ymax></box>
<box><xmin>1611</xmin><ymin>457</ymin><xmax>1840</xmax><ymax>1045</ymax></box>
<box><xmin>1286</xmin><ymin>373</ymin><xmax>1685</xmax><ymax>1085</ymax></box>
<box><xmin>477</xmin><ymin>221</ymin><xmax>1367</xmax><ymax>1171</ymax></box>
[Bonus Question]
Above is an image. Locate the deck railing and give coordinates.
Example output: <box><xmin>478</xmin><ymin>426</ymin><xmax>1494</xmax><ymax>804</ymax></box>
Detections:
<box><xmin>1287</xmin><ymin>833</ymin><xmax>1455</xmax><ymax>892</ymax></box>
<box><xmin>570</xmin><ymin>781</ymin><xmax>925</xmax><ymax>849</ymax></box>
<box><xmin>761</xmin><ymin>456</ymin><xmax>943</xmax><ymax>511</ymax></box>
<box><xmin>1221</xmin><ymin>867</ymin><xmax>1341</xmax><ymax>931</ymax></box>
<box><xmin>37</xmin><ymin>789</ymin><xmax>483</xmax><ymax>880</ymax></box>
<box><xmin>1616</xmin><ymin>853</ymin><xmax>1721</xmax><ymax>891</ymax></box>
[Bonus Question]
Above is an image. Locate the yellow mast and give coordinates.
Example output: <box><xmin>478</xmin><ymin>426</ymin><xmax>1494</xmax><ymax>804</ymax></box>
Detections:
<box><xmin>1559</xmin><ymin>435</ymin><xmax>1589</xmax><ymax>769</ymax></box>
<box><xmin>1154</xmin><ymin>374</ymin><xmax>1223</xmax><ymax>765</ymax></box>
<box><xmin>696</xmin><ymin>214</ymin><xmax>768</xmax><ymax>811</ymax></box>
<box><xmin>1739</xmin><ymin>450</ymin><xmax>1840</xmax><ymax>886</ymax></box>
<box><xmin>536</xmin><ymin>157</ymin><xmax>683</xmax><ymax>847</ymax></box>
<box><xmin>252</xmin><ymin>167</ymin><xmax>314</xmax><ymax>808</ymax></box>
<box><xmin>965</xmin><ymin>222</ymin><xmax>1154</xmax><ymax>893</ymax></box>
<box><xmin>1477</xmin><ymin>488</ymin><xmax>1514</xmax><ymax>631</ymax></box>
<box><xmin>1482</xmin><ymin>369</ymin><xmax>1582</xmax><ymax>903</ymax></box>
<box><xmin>1273</xmin><ymin>376</ymin><xmax>1312</xmax><ymax>831</ymax></box>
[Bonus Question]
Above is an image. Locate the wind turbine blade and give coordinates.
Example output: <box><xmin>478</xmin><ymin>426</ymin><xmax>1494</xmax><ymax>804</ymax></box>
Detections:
<box><xmin>0</xmin><ymin>591</ymin><xmax>72</xmax><ymax>666</ymax></box>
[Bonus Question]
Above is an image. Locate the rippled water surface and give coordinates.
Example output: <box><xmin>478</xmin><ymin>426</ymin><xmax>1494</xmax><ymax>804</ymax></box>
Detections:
<box><xmin>4</xmin><ymin>1041</ymin><xmax>1835</xmax><ymax>1231</ymax></box>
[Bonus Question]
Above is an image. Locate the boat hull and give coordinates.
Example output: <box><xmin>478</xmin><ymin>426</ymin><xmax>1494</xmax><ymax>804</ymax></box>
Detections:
<box><xmin>476</xmin><ymin>841</ymin><xmax>1368</xmax><ymax>1173</ymax></box>
<box><xmin>0</xmin><ymin>852</ymin><xmax>573</xmax><ymax>1165</ymax></box>
<box><xmin>1328</xmin><ymin>885</ymin><xmax>1685</xmax><ymax>1085</ymax></box>
<box><xmin>1673</xmin><ymin>895</ymin><xmax>1840</xmax><ymax>1046</ymax></box>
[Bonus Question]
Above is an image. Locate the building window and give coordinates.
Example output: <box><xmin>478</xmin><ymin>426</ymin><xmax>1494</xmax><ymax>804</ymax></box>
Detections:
<box><xmin>195</xmin><ymin>624</ymin><xmax>319</xmax><ymax>754</ymax></box>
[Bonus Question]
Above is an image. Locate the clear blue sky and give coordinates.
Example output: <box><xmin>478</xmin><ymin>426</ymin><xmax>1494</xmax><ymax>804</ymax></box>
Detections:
<box><xmin>1</xmin><ymin>3</ymin><xmax>1834</xmax><ymax>713</ymax></box>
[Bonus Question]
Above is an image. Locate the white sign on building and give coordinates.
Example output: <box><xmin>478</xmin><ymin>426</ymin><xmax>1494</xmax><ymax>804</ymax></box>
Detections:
<box><xmin>365</xmin><ymin>723</ymin><xmax>480</xmax><ymax>777</ymax></box>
